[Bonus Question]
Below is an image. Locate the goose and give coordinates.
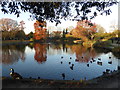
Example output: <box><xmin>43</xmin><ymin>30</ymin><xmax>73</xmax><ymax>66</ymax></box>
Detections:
<box><xmin>10</xmin><ymin>68</ymin><xmax>22</xmax><ymax>79</ymax></box>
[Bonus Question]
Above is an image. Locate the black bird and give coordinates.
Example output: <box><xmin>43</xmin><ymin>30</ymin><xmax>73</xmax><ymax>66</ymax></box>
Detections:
<box><xmin>10</xmin><ymin>68</ymin><xmax>22</xmax><ymax>79</ymax></box>
<box><xmin>92</xmin><ymin>58</ymin><xmax>96</xmax><ymax>62</ymax></box>
<box><xmin>70</xmin><ymin>57</ymin><xmax>72</xmax><ymax>59</ymax></box>
<box><xmin>109</xmin><ymin>57</ymin><xmax>111</xmax><ymax>59</ymax></box>
<box><xmin>62</xmin><ymin>73</ymin><xmax>65</xmax><ymax>79</ymax></box>
<box><xmin>61</xmin><ymin>56</ymin><xmax>63</xmax><ymax>59</ymax></box>
<box><xmin>70</xmin><ymin>66</ymin><xmax>73</xmax><ymax>70</ymax></box>
<box><xmin>98</xmin><ymin>58</ymin><xmax>101</xmax><ymax>60</ymax></box>
<box><xmin>29</xmin><ymin>77</ymin><xmax>32</xmax><ymax>79</ymax></box>
<box><xmin>69</xmin><ymin>62</ymin><xmax>71</xmax><ymax>64</ymax></box>
<box><xmin>97</xmin><ymin>61</ymin><xmax>102</xmax><ymax>66</ymax></box>
<box><xmin>72</xmin><ymin>64</ymin><xmax>74</xmax><ymax>66</ymax></box>
<box><xmin>38</xmin><ymin>77</ymin><xmax>40</xmax><ymax>79</ymax></box>
<box><xmin>108</xmin><ymin>61</ymin><xmax>112</xmax><ymax>64</ymax></box>
<box><xmin>90</xmin><ymin>61</ymin><xmax>92</xmax><ymax>63</ymax></box>
<box><xmin>106</xmin><ymin>69</ymin><xmax>110</xmax><ymax>73</ymax></box>
<box><xmin>81</xmin><ymin>57</ymin><xmax>84</xmax><ymax>59</ymax></box>
<box><xmin>61</xmin><ymin>61</ymin><xmax>63</xmax><ymax>64</ymax></box>
<box><xmin>87</xmin><ymin>64</ymin><xmax>89</xmax><ymax>67</ymax></box>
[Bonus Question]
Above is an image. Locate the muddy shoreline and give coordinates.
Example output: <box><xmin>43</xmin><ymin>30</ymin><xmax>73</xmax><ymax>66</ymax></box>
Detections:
<box><xmin>2</xmin><ymin>69</ymin><xmax>120</xmax><ymax>88</ymax></box>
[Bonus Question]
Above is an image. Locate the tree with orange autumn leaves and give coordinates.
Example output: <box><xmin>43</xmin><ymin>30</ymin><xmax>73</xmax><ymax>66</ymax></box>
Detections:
<box><xmin>34</xmin><ymin>20</ymin><xmax>47</xmax><ymax>40</ymax></box>
<box><xmin>69</xmin><ymin>20</ymin><xmax>97</xmax><ymax>41</ymax></box>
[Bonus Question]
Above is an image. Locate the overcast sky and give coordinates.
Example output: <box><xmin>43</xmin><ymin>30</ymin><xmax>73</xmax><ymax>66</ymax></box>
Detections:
<box><xmin>0</xmin><ymin>3</ymin><xmax>118</xmax><ymax>34</ymax></box>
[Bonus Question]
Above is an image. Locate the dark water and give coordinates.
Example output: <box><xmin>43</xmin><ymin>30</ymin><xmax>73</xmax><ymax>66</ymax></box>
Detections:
<box><xmin>1</xmin><ymin>43</ymin><xmax>119</xmax><ymax>80</ymax></box>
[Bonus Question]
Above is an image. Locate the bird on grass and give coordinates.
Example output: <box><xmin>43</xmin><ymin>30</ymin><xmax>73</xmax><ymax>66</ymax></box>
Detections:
<box><xmin>10</xmin><ymin>68</ymin><xmax>22</xmax><ymax>79</ymax></box>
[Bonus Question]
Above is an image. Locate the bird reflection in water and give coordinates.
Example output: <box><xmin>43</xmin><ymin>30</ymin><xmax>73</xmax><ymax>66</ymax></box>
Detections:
<box><xmin>34</xmin><ymin>43</ymin><xmax>47</xmax><ymax>64</ymax></box>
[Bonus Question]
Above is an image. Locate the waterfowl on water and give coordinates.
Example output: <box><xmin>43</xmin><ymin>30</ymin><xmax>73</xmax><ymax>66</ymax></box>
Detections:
<box><xmin>61</xmin><ymin>56</ymin><xmax>63</xmax><ymax>59</ymax></box>
<box><xmin>69</xmin><ymin>62</ymin><xmax>71</xmax><ymax>64</ymax></box>
<box><xmin>108</xmin><ymin>61</ymin><xmax>112</xmax><ymax>64</ymax></box>
<box><xmin>97</xmin><ymin>61</ymin><xmax>102</xmax><ymax>66</ymax></box>
<box><xmin>61</xmin><ymin>61</ymin><xmax>63</xmax><ymax>64</ymax></box>
<box><xmin>87</xmin><ymin>64</ymin><xmax>89</xmax><ymax>67</ymax></box>
<box><xmin>109</xmin><ymin>57</ymin><xmax>111</xmax><ymax>59</ymax></box>
<box><xmin>70</xmin><ymin>66</ymin><xmax>73</xmax><ymax>70</ymax></box>
<box><xmin>62</xmin><ymin>73</ymin><xmax>65</xmax><ymax>79</ymax></box>
<box><xmin>106</xmin><ymin>69</ymin><xmax>110</xmax><ymax>73</ymax></box>
<box><xmin>72</xmin><ymin>64</ymin><xmax>74</xmax><ymax>66</ymax></box>
<box><xmin>70</xmin><ymin>57</ymin><xmax>72</xmax><ymax>59</ymax></box>
<box><xmin>90</xmin><ymin>61</ymin><xmax>92</xmax><ymax>63</ymax></box>
<box><xmin>38</xmin><ymin>77</ymin><xmax>40</xmax><ymax>79</ymax></box>
<box><xmin>29</xmin><ymin>77</ymin><xmax>32</xmax><ymax>79</ymax></box>
<box><xmin>98</xmin><ymin>58</ymin><xmax>101</xmax><ymax>60</ymax></box>
<box><xmin>92</xmin><ymin>58</ymin><xmax>96</xmax><ymax>62</ymax></box>
<box><xmin>10</xmin><ymin>68</ymin><xmax>22</xmax><ymax>79</ymax></box>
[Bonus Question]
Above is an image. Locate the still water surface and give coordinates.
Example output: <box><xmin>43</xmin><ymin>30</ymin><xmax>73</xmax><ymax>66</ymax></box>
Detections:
<box><xmin>2</xmin><ymin>43</ymin><xmax>119</xmax><ymax>80</ymax></box>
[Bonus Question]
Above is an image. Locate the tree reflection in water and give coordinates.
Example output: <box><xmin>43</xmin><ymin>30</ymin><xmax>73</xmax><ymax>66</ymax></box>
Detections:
<box><xmin>2</xmin><ymin>45</ymin><xmax>26</xmax><ymax>65</ymax></box>
<box><xmin>34</xmin><ymin>43</ymin><xmax>47</xmax><ymax>64</ymax></box>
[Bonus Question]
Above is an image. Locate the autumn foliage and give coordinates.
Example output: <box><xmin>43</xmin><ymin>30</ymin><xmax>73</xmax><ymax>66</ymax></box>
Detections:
<box><xmin>34</xmin><ymin>20</ymin><xmax>47</xmax><ymax>40</ymax></box>
<box><xmin>68</xmin><ymin>20</ymin><xmax>97</xmax><ymax>41</ymax></box>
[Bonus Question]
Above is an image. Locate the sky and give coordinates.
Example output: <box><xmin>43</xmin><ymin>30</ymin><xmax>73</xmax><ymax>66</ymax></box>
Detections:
<box><xmin>0</xmin><ymin>3</ymin><xmax>118</xmax><ymax>34</ymax></box>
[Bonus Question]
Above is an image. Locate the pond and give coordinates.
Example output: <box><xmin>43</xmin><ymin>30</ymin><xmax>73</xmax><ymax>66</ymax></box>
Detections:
<box><xmin>1</xmin><ymin>43</ymin><xmax>119</xmax><ymax>80</ymax></box>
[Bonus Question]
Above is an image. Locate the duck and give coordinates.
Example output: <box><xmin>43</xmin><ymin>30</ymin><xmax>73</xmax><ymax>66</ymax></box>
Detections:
<box><xmin>98</xmin><ymin>58</ymin><xmax>101</xmax><ymax>60</ymax></box>
<box><xmin>97</xmin><ymin>61</ymin><xmax>102</xmax><ymax>66</ymax></box>
<box><xmin>38</xmin><ymin>77</ymin><xmax>40</xmax><ymax>79</ymax></box>
<box><xmin>61</xmin><ymin>61</ymin><xmax>63</xmax><ymax>64</ymax></box>
<box><xmin>72</xmin><ymin>64</ymin><xmax>74</xmax><ymax>66</ymax></box>
<box><xmin>70</xmin><ymin>66</ymin><xmax>73</xmax><ymax>70</ymax></box>
<box><xmin>109</xmin><ymin>57</ymin><xmax>111</xmax><ymax>59</ymax></box>
<box><xmin>61</xmin><ymin>56</ymin><xmax>63</xmax><ymax>59</ymax></box>
<box><xmin>108</xmin><ymin>61</ymin><xmax>112</xmax><ymax>64</ymax></box>
<box><xmin>10</xmin><ymin>68</ymin><xmax>22</xmax><ymax>79</ymax></box>
<box><xmin>90</xmin><ymin>61</ymin><xmax>92</xmax><ymax>63</ymax></box>
<box><xmin>69</xmin><ymin>62</ymin><xmax>71</xmax><ymax>64</ymax></box>
<box><xmin>62</xmin><ymin>73</ymin><xmax>65</xmax><ymax>80</ymax></box>
<box><xmin>87</xmin><ymin>64</ymin><xmax>89</xmax><ymax>67</ymax></box>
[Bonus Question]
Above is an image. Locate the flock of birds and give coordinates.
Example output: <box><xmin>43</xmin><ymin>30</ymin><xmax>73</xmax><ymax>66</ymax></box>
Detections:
<box><xmin>60</xmin><ymin>56</ymin><xmax>113</xmax><ymax>80</ymax></box>
<box><xmin>9</xmin><ymin>56</ymin><xmax>115</xmax><ymax>80</ymax></box>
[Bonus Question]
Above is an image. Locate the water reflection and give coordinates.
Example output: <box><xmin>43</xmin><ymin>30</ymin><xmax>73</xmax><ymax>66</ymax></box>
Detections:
<box><xmin>2</xmin><ymin>45</ymin><xmax>26</xmax><ymax>64</ymax></box>
<box><xmin>34</xmin><ymin>43</ymin><xmax>47</xmax><ymax>64</ymax></box>
<box><xmin>2</xmin><ymin>43</ymin><xmax>119</xmax><ymax>80</ymax></box>
<box><xmin>2</xmin><ymin>43</ymin><xmax>119</xmax><ymax>65</ymax></box>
